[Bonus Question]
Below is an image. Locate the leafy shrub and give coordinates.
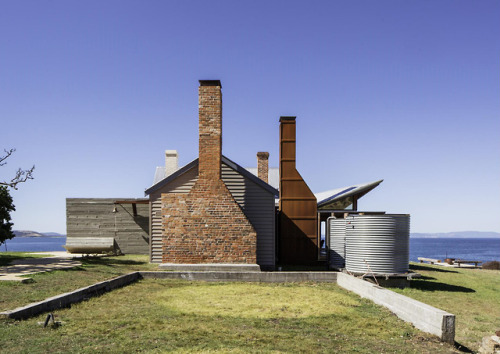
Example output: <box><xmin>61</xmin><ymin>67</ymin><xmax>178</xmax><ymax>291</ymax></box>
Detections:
<box><xmin>482</xmin><ymin>261</ymin><xmax>500</xmax><ymax>270</ymax></box>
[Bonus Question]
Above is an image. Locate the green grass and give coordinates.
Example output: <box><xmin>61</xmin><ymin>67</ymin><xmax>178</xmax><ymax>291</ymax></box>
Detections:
<box><xmin>4</xmin><ymin>254</ymin><xmax>494</xmax><ymax>352</ymax></box>
<box><xmin>391</xmin><ymin>262</ymin><xmax>500</xmax><ymax>352</ymax></box>
<box><xmin>0</xmin><ymin>254</ymin><xmax>157</xmax><ymax>311</ymax></box>
<box><xmin>1</xmin><ymin>280</ymin><xmax>455</xmax><ymax>353</ymax></box>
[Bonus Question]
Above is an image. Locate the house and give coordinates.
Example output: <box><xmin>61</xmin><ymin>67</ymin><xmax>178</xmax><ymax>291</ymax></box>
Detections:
<box><xmin>66</xmin><ymin>79</ymin><xmax>384</xmax><ymax>269</ymax></box>
<box><xmin>145</xmin><ymin>80</ymin><xmax>278</xmax><ymax>270</ymax></box>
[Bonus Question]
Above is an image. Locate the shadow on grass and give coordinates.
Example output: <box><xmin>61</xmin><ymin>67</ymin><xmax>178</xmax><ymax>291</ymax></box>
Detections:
<box><xmin>0</xmin><ymin>255</ymin><xmax>22</xmax><ymax>267</ymax></box>
<box><xmin>454</xmin><ymin>341</ymin><xmax>474</xmax><ymax>353</ymax></box>
<box><xmin>80</xmin><ymin>257</ymin><xmax>147</xmax><ymax>267</ymax></box>
<box><xmin>278</xmin><ymin>265</ymin><xmax>330</xmax><ymax>272</ymax></box>
<box><xmin>0</xmin><ymin>253</ymin><xmax>43</xmax><ymax>267</ymax></box>
<box><xmin>409</xmin><ymin>280</ymin><xmax>475</xmax><ymax>293</ymax></box>
<box><xmin>410</xmin><ymin>264</ymin><xmax>459</xmax><ymax>273</ymax></box>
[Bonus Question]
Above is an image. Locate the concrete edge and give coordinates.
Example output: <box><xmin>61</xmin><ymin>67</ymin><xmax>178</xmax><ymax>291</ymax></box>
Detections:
<box><xmin>336</xmin><ymin>272</ymin><xmax>455</xmax><ymax>344</ymax></box>
<box><xmin>0</xmin><ymin>272</ymin><xmax>141</xmax><ymax>320</ymax></box>
<box><xmin>139</xmin><ymin>271</ymin><xmax>338</xmax><ymax>282</ymax></box>
<box><xmin>159</xmin><ymin>263</ymin><xmax>261</xmax><ymax>272</ymax></box>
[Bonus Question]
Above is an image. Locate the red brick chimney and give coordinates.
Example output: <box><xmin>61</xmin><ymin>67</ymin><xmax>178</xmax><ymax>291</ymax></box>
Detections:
<box><xmin>161</xmin><ymin>80</ymin><xmax>257</xmax><ymax>265</ymax></box>
<box><xmin>257</xmin><ymin>152</ymin><xmax>269</xmax><ymax>184</ymax></box>
<box><xmin>198</xmin><ymin>80</ymin><xmax>222</xmax><ymax>180</ymax></box>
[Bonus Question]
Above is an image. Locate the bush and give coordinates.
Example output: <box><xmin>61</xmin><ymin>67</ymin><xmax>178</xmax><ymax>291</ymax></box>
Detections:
<box><xmin>482</xmin><ymin>261</ymin><xmax>500</xmax><ymax>270</ymax></box>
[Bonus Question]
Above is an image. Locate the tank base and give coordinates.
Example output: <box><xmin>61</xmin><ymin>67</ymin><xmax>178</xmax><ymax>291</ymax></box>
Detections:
<box><xmin>347</xmin><ymin>271</ymin><xmax>421</xmax><ymax>289</ymax></box>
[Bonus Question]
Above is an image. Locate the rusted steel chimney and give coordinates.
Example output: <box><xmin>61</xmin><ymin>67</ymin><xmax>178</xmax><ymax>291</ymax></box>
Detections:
<box><xmin>257</xmin><ymin>152</ymin><xmax>269</xmax><ymax>184</ymax></box>
<box><xmin>279</xmin><ymin>116</ymin><xmax>318</xmax><ymax>265</ymax></box>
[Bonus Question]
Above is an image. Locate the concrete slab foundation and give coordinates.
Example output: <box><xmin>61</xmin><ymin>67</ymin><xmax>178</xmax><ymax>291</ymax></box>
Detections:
<box><xmin>141</xmin><ymin>271</ymin><xmax>338</xmax><ymax>282</ymax></box>
<box><xmin>159</xmin><ymin>263</ymin><xmax>261</xmax><ymax>272</ymax></box>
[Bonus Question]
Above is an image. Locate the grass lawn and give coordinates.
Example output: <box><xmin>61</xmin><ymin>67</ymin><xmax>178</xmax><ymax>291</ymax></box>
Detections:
<box><xmin>2</xmin><ymin>254</ymin><xmax>490</xmax><ymax>353</ymax></box>
<box><xmin>390</xmin><ymin>262</ymin><xmax>500</xmax><ymax>352</ymax></box>
<box><xmin>0</xmin><ymin>254</ymin><xmax>157</xmax><ymax>311</ymax></box>
<box><xmin>1</xmin><ymin>279</ymin><xmax>456</xmax><ymax>353</ymax></box>
<box><xmin>0</xmin><ymin>254</ymin><xmax>458</xmax><ymax>353</ymax></box>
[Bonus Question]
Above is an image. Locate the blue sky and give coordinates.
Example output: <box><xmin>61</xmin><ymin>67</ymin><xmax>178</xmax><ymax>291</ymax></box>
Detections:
<box><xmin>1</xmin><ymin>1</ymin><xmax>499</xmax><ymax>234</ymax></box>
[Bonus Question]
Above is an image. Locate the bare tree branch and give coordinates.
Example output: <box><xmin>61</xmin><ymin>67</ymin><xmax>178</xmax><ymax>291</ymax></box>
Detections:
<box><xmin>0</xmin><ymin>148</ymin><xmax>15</xmax><ymax>166</ymax></box>
<box><xmin>1</xmin><ymin>148</ymin><xmax>35</xmax><ymax>189</ymax></box>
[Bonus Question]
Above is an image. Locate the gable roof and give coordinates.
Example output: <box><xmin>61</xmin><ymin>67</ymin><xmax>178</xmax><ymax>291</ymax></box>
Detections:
<box><xmin>145</xmin><ymin>155</ymin><xmax>279</xmax><ymax>197</ymax></box>
<box><xmin>244</xmin><ymin>167</ymin><xmax>279</xmax><ymax>190</ymax></box>
<box><xmin>314</xmin><ymin>179</ymin><xmax>383</xmax><ymax>209</ymax></box>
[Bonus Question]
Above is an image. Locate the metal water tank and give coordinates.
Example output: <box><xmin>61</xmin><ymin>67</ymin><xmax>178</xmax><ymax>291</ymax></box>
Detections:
<box><xmin>328</xmin><ymin>217</ymin><xmax>346</xmax><ymax>269</ymax></box>
<box><xmin>345</xmin><ymin>214</ymin><xmax>410</xmax><ymax>274</ymax></box>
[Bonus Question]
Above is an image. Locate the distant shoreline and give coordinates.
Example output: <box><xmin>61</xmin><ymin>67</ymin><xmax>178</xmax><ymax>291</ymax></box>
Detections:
<box><xmin>410</xmin><ymin>236</ymin><xmax>500</xmax><ymax>239</ymax></box>
<box><xmin>12</xmin><ymin>235</ymin><xmax>66</xmax><ymax>238</ymax></box>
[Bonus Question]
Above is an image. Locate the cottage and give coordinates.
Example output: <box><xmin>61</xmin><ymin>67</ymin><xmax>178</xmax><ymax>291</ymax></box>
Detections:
<box><xmin>145</xmin><ymin>80</ymin><xmax>278</xmax><ymax>270</ymax></box>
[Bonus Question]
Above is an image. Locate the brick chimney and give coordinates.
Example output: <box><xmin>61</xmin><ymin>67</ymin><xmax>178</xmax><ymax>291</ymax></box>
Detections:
<box><xmin>161</xmin><ymin>80</ymin><xmax>257</xmax><ymax>265</ymax></box>
<box><xmin>198</xmin><ymin>80</ymin><xmax>222</xmax><ymax>180</ymax></box>
<box><xmin>165</xmin><ymin>150</ymin><xmax>178</xmax><ymax>176</ymax></box>
<box><xmin>257</xmin><ymin>152</ymin><xmax>269</xmax><ymax>184</ymax></box>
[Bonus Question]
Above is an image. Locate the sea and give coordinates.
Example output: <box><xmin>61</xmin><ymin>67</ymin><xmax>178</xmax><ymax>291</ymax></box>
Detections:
<box><xmin>1</xmin><ymin>236</ymin><xmax>499</xmax><ymax>262</ymax></box>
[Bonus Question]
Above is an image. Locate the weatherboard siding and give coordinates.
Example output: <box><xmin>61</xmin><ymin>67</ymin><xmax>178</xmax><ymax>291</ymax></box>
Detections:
<box><xmin>149</xmin><ymin>163</ymin><xmax>275</xmax><ymax>267</ymax></box>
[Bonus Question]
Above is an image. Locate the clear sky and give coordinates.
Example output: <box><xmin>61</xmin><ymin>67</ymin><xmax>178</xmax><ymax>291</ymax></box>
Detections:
<box><xmin>2</xmin><ymin>1</ymin><xmax>499</xmax><ymax>234</ymax></box>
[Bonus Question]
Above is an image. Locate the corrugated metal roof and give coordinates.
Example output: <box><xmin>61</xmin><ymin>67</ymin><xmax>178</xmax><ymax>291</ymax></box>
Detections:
<box><xmin>314</xmin><ymin>180</ymin><xmax>383</xmax><ymax>209</ymax></box>
<box><xmin>245</xmin><ymin>167</ymin><xmax>279</xmax><ymax>190</ymax></box>
<box><xmin>145</xmin><ymin>156</ymin><xmax>279</xmax><ymax>197</ymax></box>
<box><xmin>153</xmin><ymin>166</ymin><xmax>167</xmax><ymax>185</ymax></box>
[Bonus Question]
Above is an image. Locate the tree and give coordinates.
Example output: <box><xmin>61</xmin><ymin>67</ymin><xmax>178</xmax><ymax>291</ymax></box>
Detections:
<box><xmin>0</xmin><ymin>186</ymin><xmax>15</xmax><ymax>245</ymax></box>
<box><xmin>0</xmin><ymin>148</ymin><xmax>34</xmax><ymax>245</ymax></box>
<box><xmin>0</xmin><ymin>148</ymin><xmax>35</xmax><ymax>189</ymax></box>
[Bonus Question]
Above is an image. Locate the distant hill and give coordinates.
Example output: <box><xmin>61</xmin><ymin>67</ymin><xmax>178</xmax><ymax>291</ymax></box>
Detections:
<box><xmin>411</xmin><ymin>231</ymin><xmax>500</xmax><ymax>239</ymax></box>
<box><xmin>13</xmin><ymin>230</ymin><xmax>66</xmax><ymax>238</ymax></box>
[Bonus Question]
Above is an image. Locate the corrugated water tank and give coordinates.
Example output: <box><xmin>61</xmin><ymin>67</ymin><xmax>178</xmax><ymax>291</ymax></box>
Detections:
<box><xmin>345</xmin><ymin>214</ymin><xmax>410</xmax><ymax>274</ymax></box>
<box><xmin>328</xmin><ymin>217</ymin><xmax>346</xmax><ymax>269</ymax></box>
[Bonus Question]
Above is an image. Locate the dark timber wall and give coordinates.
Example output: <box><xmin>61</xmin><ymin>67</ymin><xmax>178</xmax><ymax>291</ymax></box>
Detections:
<box><xmin>279</xmin><ymin>117</ymin><xmax>318</xmax><ymax>265</ymax></box>
<box><xmin>66</xmin><ymin>198</ymin><xmax>150</xmax><ymax>254</ymax></box>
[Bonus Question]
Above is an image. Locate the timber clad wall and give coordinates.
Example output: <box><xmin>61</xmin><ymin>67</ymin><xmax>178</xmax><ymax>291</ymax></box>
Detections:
<box><xmin>66</xmin><ymin>198</ymin><xmax>149</xmax><ymax>254</ymax></box>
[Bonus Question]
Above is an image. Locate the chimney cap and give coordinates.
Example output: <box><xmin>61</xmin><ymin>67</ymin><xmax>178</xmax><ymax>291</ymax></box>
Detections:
<box><xmin>280</xmin><ymin>116</ymin><xmax>296</xmax><ymax>122</ymax></box>
<box><xmin>257</xmin><ymin>152</ymin><xmax>269</xmax><ymax>158</ymax></box>
<box><xmin>199</xmin><ymin>80</ymin><xmax>222</xmax><ymax>87</ymax></box>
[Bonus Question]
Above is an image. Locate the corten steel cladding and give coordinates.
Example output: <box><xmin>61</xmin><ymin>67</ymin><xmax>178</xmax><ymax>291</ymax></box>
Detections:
<box><xmin>345</xmin><ymin>214</ymin><xmax>410</xmax><ymax>274</ymax></box>
<box><xmin>328</xmin><ymin>218</ymin><xmax>346</xmax><ymax>269</ymax></box>
<box><xmin>278</xmin><ymin>117</ymin><xmax>318</xmax><ymax>264</ymax></box>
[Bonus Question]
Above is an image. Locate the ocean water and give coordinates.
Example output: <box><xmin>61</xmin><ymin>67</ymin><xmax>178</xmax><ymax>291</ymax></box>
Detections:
<box><xmin>0</xmin><ymin>236</ymin><xmax>66</xmax><ymax>253</ymax></box>
<box><xmin>1</xmin><ymin>236</ymin><xmax>499</xmax><ymax>262</ymax></box>
<box><xmin>409</xmin><ymin>238</ymin><xmax>500</xmax><ymax>262</ymax></box>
